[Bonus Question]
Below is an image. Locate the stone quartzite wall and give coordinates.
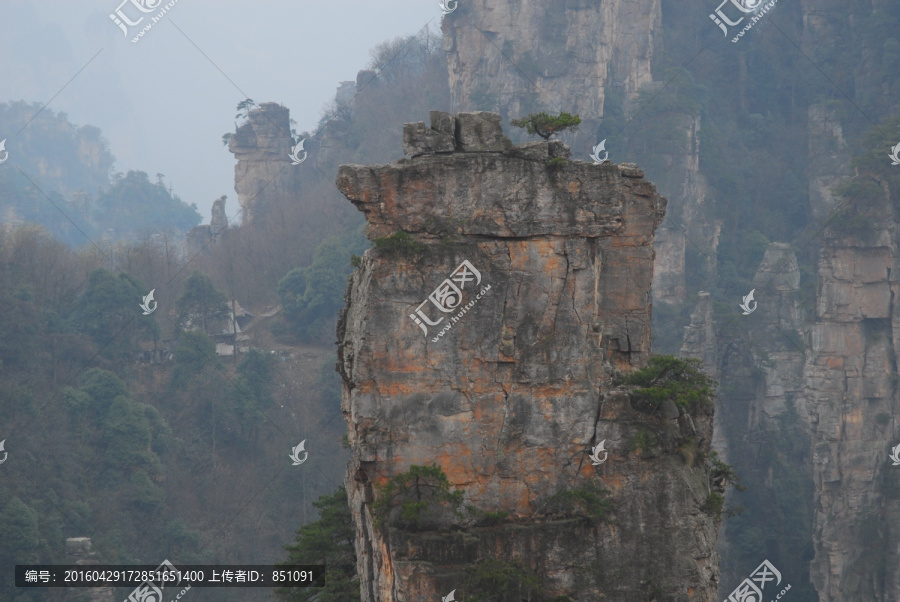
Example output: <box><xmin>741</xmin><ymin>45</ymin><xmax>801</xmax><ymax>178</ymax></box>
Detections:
<box><xmin>336</xmin><ymin>111</ymin><xmax>720</xmax><ymax>601</ymax></box>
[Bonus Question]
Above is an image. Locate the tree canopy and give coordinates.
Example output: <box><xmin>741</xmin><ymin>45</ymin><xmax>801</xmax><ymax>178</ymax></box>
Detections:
<box><xmin>176</xmin><ymin>270</ymin><xmax>230</xmax><ymax>334</ymax></box>
<box><xmin>275</xmin><ymin>486</ymin><xmax>359</xmax><ymax>602</ymax></box>
<box><xmin>277</xmin><ymin>227</ymin><xmax>368</xmax><ymax>342</ymax></box>
<box><xmin>94</xmin><ymin>170</ymin><xmax>201</xmax><ymax>239</ymax></box>
<box><xmin>69</xmin><ymin>268</ymin><xmax>158</xmax><ymax>358</ymax></box>
<box><xmin>622</xmin><ymin>355</ymin><xmax>717</xmax><ymax>413</ymax></box>
<box><xmin>510</xmin><ymin>112</ymin><xmax>581</xmax><ymax>140</ymax></box>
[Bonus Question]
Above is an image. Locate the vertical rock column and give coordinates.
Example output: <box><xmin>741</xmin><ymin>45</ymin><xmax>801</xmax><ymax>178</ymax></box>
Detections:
<box><xmin>337</xmin><ymin>111</ymin><xmax>719</xmax><ymax>601</ymax></box>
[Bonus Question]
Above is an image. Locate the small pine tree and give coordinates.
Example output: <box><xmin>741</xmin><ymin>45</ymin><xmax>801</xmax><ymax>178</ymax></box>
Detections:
<box><xmin>176</xmin><ymin>271</ymin><xmax>230</xmax><ymax>334</ymax></box>
<box><xmin>275</xmin><ymin>486</ymin><xmax>359</xmax><ymax>601</ymax></box>
<box><xmin>622</xmin><ymin>355</ymin><xmax>717</xmax><ymax>413</ymax></box>
<box><xmin>372</xmin><ymin>464</ymin><xmax>463</xmax><ymax>530</ymax></box>
<box><xmin>510</xmin><ymin>112</ymin><xmax>581</xmax><ymax>140</ymax></box>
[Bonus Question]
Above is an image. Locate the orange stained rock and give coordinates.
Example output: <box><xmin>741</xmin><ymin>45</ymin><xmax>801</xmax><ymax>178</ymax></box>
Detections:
<box><xmin>843</xmin><ymin>407</ymin><xmax>863</xmax><ymax>426</ymax></box>
<box><xmin>566</xmin><ymin>181</ymin><xmax>581</xmax><ymax>195</ymax></box>
<box><xmin>473</xmin><ymin>396</ymin><xmax>507</xmax><ymax>421</ymax></box>
<box><xmin>826</xmin><ymin>356</ymin><xmax>844</xmax><ymax>369</ymax></box>
<box><xmin>468</xmin><ymin>373</ymin><xmax>505</xmax><ymax>393</ymax></box>
<box><xmin>359</xmin><ymin>381</ymin><xmax>453</xmax><ymax>396</ymax></box>
<box><xmin>604</xmin><ymin>474</ymin><xmax>626</xmax><ymax>494</ymax></box>
<box><xmin>384</xmin><ymin>354</ymin><xmax>429</xmax><ymax>373</ymax></box>
<box><xmin>530</xmin><ymin>384</ymin><xmax>593</xmax><ymax>399</ymax></box>
<box><xmin>508</xmin><ymin>239</ymin><xmax>560</xmax><ymax>271</ymax></box>
<box><xmin>378</xmin><ymin>173</ymin><xmax>400</xmax><ymax>214</ymax></box>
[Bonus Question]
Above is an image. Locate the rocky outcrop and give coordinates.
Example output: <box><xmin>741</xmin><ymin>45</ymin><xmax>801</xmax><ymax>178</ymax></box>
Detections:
<box><xmin>680</xmin><ymin>291</ymin><xmax>725</xmax><ymax>457</ymax></box>
<box><xmin>435</xmin><ymin>2</ymin><xmax>900</xmax><ymax>600</ymax></box>
<box><xmin>227</xmin><ymin>101</ymin><xmax>360</xmax><ymax>267</ymax></box>
<box><xmin>66</xmin><ymin>537</ymin><xmax>114</xmax><ymax>602</ymax></box>
<box><xmin>185</xmin><ymin>195</ymin><xmax>228</xmax><ymax>255</ymax></box>
<box><xmin>807</xmin><ymin>212</ymin><xmax>900</xmax><ymax>600</ymax></box>
<box><xmin>337</xmin><ymin>111</ymin><xmax>720</xmax><ymax>601</ymax></box>
<box><xmin>228</xmin><ymin>103</ymin><xmax>296</xmax><ymax>225</ymax></box>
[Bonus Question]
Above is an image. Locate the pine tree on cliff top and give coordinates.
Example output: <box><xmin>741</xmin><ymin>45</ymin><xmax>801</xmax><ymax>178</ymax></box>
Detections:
<box><xmin>510</xmin><ymin>112</ymin><xmax>581</xmax><ymax>140</ymax></box>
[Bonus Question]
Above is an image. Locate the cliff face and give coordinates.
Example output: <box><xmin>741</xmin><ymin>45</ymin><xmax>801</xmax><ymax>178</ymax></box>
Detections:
<box><xmin>336</xmin><ymin>111</ymin><xmax>720</xmax><ymax>601</ymax></box>
<box><xmin>442</xmin><ymin>0</ymin><xmax>657</xmax><ymax>134</ymax></box>
<box><xmin>804</xmin><ymin>104</ymin><xmax>900</xmax><ymax>599</ymax></box>
<box><xmin>438</xmin><ymin>1</ymin><xmax>900</xmax><ymax>600</ymax></box>
<box><xmin>442</xmin><ymin>0</ymin><xmax>714</xmax><ymax>308</ymax></box>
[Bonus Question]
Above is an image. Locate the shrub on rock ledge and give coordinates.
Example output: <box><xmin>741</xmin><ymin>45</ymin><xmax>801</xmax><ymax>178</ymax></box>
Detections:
<box><xmin>623</xmin><ymin>354</ymin><xmax>717</xmax><ymax>415</ymax></box>
<box><xmin>372</xmin><ymin>464</ymin><xmax>463</xmax><ymax>530</ymax></box>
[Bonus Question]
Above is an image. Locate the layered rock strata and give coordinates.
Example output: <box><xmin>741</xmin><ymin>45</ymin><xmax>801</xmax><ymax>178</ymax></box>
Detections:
<box><xmin>807</xmin><ymin>216</ymin><xmax>900</xmax><ymax>599</ymax></box>
<box><xmin>336</xmin><ymin>111</ymin><xmax>720</xmax><ymax>601</ymax></box>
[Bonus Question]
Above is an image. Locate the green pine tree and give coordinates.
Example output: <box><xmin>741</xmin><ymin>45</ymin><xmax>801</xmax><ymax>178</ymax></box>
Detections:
<box><xmin>510</xmin><ymin>112</ymin><xmax>581</xmax><ymax>140</ymax></box>
<box><xmin>176</xmin><ymin>271</ymin><xmax>230</xmax><ymax>334</ymax></box>
<box><xmin>275</xmin><ymin>486</ymin><xmax>359</xmax><ymax>602</ymax></box>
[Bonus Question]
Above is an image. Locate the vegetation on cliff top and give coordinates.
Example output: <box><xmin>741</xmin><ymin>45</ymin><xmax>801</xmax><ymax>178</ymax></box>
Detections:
<box><xmin>511</xmin><ymin>111</ymin><xmax>581</xmax><ymax>140</ymax></box>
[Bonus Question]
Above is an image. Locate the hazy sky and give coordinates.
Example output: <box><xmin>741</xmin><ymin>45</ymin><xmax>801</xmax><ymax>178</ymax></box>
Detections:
<box><xmin>2</xmin><ymin>1</ymin><xmax>439</xmax><ymax>223</ymax></box>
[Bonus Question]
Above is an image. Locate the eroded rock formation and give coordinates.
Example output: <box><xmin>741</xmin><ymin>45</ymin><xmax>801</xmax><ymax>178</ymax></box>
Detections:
<box><xmin>336</xmin><ymin>111</ymin><xmax>720</xmax><ymax>601</ymax></box>
<box><xmin>437</xmin><ymin>1</ymin><xmax>900</xmax><ymax>599</ymax></box>
<box><xmin>185</xmin><ymin>195</ymin><xmax>228</xmax><ymax>256</ymax></box>
<box><xmin>807</xmin><ymin>203</ymin><xmax>900</xmax><ymax>599</ymax></box>
<box><xmin>228</xmin><ymin>103</ymin><xmax>294</xmax><ymax>226</ymax></box>
<box><xmin>442</xmin><ymin>0</ymin><xmax>716</xmax><ymax>308</ymax></box>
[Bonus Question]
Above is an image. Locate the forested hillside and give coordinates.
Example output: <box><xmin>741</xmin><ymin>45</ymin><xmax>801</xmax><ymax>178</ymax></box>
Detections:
<box><xmin>0</xmin><ymin>28</ymin><xmax>447</xmax><ymax>602</ymax></box>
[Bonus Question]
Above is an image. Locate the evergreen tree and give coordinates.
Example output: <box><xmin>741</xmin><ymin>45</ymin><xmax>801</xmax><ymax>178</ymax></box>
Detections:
<box><xmin>277</xmin><ymin>228</ymin><xmax>368</xmax><ymax>342</ymax></box>
<box><xmin>0</xmin><ymin>498</ymin><xmax>43</xmax><ymax>565</ymax></box>
<box><xmin>230</xmin><ymin>349</ymin><xmax>276</xmax><ymax>439</ymax></box>
<box><xmin>510</xmin><ymin>112</ymin><xmax>581</xmax><ymax>140</ymax></box>
<box><xmin>275</xmin><ymin>486</ymin><xmax>359</xmax><ymax>602</ymax></box>
<box><xmin>169</xmin><ymin>330</ymin><xmax>223</xmax><ymax>392</ymax></box>
<box><xmin>94</xmin><ymin>170</ymin><xmax>200</xmax><ymax>239</ymax></box>
<box><xmin>176</xmin><ymin>271</ymin><xmax>230</xmax><ymax>334</ymax></box>
<box><xmin>69</xmin><ymin>268</ymin><xmax>158</xmax><ymax>358</ymax></box>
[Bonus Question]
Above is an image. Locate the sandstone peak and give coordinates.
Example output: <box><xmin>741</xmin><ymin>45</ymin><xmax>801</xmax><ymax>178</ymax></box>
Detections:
<box><xmin>336</xmin><ymin>111</ymin><xmax>719</xmax><ymax>600</ymax></box>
